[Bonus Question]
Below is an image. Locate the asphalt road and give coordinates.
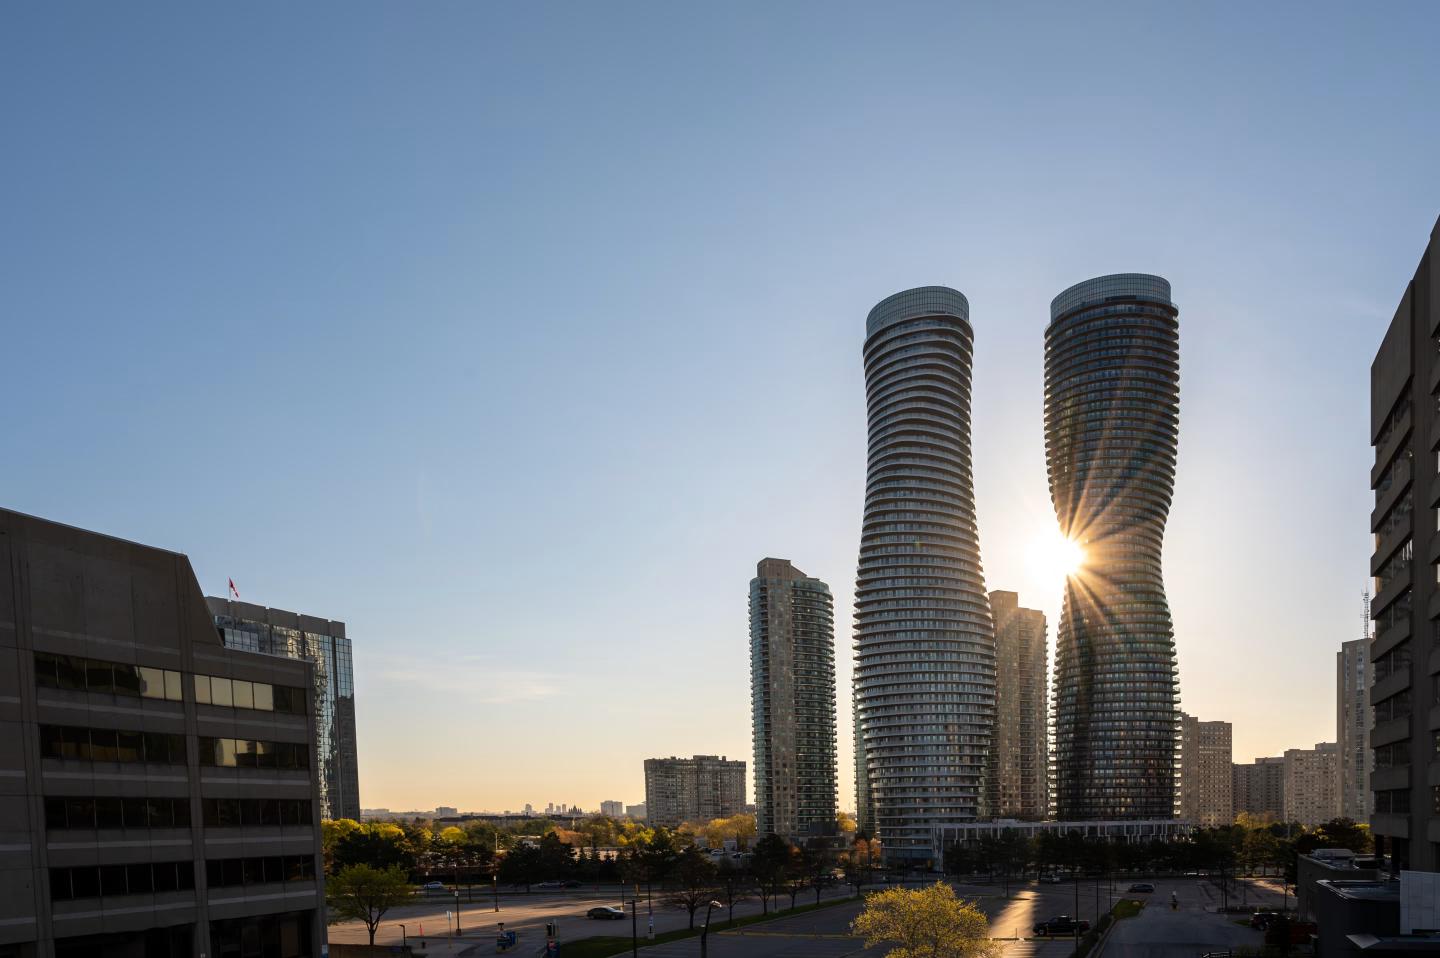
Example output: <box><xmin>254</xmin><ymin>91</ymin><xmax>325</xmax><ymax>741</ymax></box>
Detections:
<box><xmin>1098</xmin><ymin>879</ymin><xmax>1271</xmax><ymax>958</ymax></box>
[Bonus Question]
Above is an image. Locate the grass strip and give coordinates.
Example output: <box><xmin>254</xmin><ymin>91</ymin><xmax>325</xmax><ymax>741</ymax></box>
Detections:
<box><xmin>1111</xmin><ymin>898</ymin><xmax>1144</xmax><ymax>920</ymax></box>
<box><xmin>557</xmin><ymin>895</ymin><xmax>861</xmax><ymax>958</ymax></box>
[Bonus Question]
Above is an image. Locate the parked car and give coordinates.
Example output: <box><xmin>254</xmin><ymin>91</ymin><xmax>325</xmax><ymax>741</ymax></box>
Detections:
<box><xmin>1033</xmin><ymin>916</ymin><xmax>1090</xmax><ymax>936</ymax></box>
<box><xmin>422</xmin><ymin>881</ymin><xmax>448</xmax><ymax>894</ymax></box>
<box><xmin>1039</xmin><ymin>873</ymin><xmax>1065</xmax><ymax>884</ymax></box>
<box><xmin>563</xmin><ymin>879</ymin><xmax>582</xmax><ymax>888</ymax></box>
<box><xmin>1250</xmin><ymin>912</ymin><xmax>1282</xmax><ymax>930</ymax></box>
<box><xmin>1127</xmin><ymin>882</ymin><xmax>1155</xmax><ymax>893</ymax></box>
<box><xmin>535</xmin><ymin>881</ymin><xmax>566</xmax><ymax>890</ymax></box>
<box><xmin>588</xmin><ymin>907</ymin><xmax>626</xmax><ymax>920</ymax></box>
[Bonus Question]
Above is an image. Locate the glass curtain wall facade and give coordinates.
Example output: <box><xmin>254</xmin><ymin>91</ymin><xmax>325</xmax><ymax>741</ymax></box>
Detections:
<box><xmin>750</xmin><ymin>558</ymin><xmax>838</xmax><ymax>839</ymax></box>
<box><xmin>1046</xmin><ymin>274</ymin><xmax>1180</xmax><ymax>821</ymax></box>
<box><xmin>853</xmin><ymin>286</ymin><xmax>996</xmax><ymax>862</ymax></box>
<box><xmin>206</xmin><ymin>599</ymin><xmax>360</xmax><ymax>821</ymax></box>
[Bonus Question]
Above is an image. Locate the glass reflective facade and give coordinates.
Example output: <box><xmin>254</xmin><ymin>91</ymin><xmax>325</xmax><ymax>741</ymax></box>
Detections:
<box><xmin>853</xmin><ymin>286</ymin><xmax>996</xmax><ymax>861</ymax></box>
<box><xmin>207</xmin><ymin>599</ymin><xmax>360</xmax><ymax>821</ymax></box>
<box><xmin>1046</xmin><ymin>273</ymin><xmax>1180</xmax><ymax>821</ymax></box>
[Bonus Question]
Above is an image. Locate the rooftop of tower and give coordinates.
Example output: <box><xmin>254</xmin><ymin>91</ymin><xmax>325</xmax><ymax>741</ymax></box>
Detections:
<box><xmin>1049</xmin><ymin>273</ymin><xmax>1172</xmax><ymax>323</ymax></box>
<box><xmin>866</xmin><ymin>286</ymin><xmax>969</xmax><ymax>338</ymax></box>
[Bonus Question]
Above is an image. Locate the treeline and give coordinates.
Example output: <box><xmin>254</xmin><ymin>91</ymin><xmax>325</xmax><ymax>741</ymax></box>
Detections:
<box><xmin>943</xmin><ymin>817</ymin><xmax>1372</xmax><ymax>886</ymax></box>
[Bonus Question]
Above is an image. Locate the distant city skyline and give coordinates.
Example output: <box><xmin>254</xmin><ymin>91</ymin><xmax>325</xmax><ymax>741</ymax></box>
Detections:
<box><xmin>6</xmin><ymin>3</ymin><xmax>1439</xmax><ymax>811</ymax></box>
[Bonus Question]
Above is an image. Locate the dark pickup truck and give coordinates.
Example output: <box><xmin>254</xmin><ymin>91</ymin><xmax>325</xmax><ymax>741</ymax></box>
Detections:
<box><xmin>1034</xmin><ymin>916</ymin><xmax>1091</xmax><ymax>936</ymax></box>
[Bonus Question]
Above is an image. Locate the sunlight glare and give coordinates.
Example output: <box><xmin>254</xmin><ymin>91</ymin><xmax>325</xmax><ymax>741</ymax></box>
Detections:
<box><xmin>1028</xmin><ymin>530</ymin><xmax>1086</xmax><ymax>583</ymax></box>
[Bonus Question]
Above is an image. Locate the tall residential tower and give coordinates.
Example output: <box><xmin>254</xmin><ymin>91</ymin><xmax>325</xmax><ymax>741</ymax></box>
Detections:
<box><xmin>988</xmin><ymin>591</ymin><xmax>1048</xmax><ymax>820</ymax></box>
<box><xmin>1046</xmin><ymin>274</ymin><xmax>1181</xmax><ymax>821</ymax></box>
<box><xmin>749</xmin><ymin>558</ymin><xmax>838</xmax><ymax>838</ymax></box>
<box><xmin>853</xmin><ymin>286</ymin><xmax>995</xmax><ymax>861</ymax></box>
<box><xmin>1367</xmin><ymin>214</ymin><xmax>1440</xmax><ymax>873</ymax></box>
<box><xmin>1337</xmin><ymin>636</ymin><xmax>1372</xmax><ymax>823</ymax></box>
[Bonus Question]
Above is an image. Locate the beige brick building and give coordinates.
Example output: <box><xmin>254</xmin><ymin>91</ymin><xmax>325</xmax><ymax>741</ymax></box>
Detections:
<box><xmin>1180</xmin><ymin>713</ymin><xmax>1233</xmax><ymax>826</ymax></box>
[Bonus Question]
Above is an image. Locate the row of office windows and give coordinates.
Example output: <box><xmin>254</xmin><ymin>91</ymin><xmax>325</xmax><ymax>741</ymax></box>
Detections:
<box><xmin>206</xmin><ymin>855</ymin><xmax>318</xmax><ymax>887</ymax></box>
<box><xmin>40</xmin><ymin>725</ymin><xmax>186</xmax><ymax>765</ymax></box>
<box><xmin>203</xmin><ymin>797</ymin><xmax>313</xmax><ymax>827</ymax></box>
<box><xmin>49</xmin><ymin>855</ymin><xmax>318</xmax><ymax>901</ymax></box>
<box><xmin>33</xmin><ymin>651</ymin><xmax>308</xmax><ymax>715</ymax></box>
<box><xmin>198</xmin><ymin>737</ymin><xmax>310</xmax><ymax>770</ymax></box>
<box><xmin>194</xmin><ymin>674</ymin><xmax>307</xmax><ymax>714</ymax></box>
<box><xmin>50</xmin><ymin>861</ymin><xmax>195</xmax><ymax>901</ymax></box>
<box><xmin>34</xmin><ymin>652</ymin><xmax>183</xmax><ymax>701</ymax></box>
<box><xmin>41</xmin><ymin>796</ymin><xmax>311</xmax><ymax>829</ymax></box>
<box><xmin>45</xmin><ymin>796</ymin><xmax>191</xmax><ymax>830</ymax></box>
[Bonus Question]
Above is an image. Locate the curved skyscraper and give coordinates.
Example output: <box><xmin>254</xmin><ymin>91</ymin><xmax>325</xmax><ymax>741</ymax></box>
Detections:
<box><xmin>1046</xmin><ymin>273</ymin><xmax>1180</xmax><ymax>821</ymax></box>
<box><xmin>853</xmin><ymin>286</ymin><xmax>995</xmax><ymax>861</ymax></box>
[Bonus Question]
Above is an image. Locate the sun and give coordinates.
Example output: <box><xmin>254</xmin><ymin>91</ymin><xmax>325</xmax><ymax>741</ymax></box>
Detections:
<box><xmin>1028</xmin><ymin>530</ymin><xmax>1086</xmax><ymax>582</ymax></box>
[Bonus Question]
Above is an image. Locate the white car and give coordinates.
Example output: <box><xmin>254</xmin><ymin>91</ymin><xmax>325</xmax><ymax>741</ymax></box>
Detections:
<box><xmin>422</xmin><ymin>881</ymin><xmax>449</xmax><ymax>894</ymax></box>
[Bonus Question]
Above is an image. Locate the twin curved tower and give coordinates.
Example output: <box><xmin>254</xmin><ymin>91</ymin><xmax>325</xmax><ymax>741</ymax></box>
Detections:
<box><xmin>853</xmin><ymin>276</ymin><xmax>1180</xmax><ymax>858</ymax></box>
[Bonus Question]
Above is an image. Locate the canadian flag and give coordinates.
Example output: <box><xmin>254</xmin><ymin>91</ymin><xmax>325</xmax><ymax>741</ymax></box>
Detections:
<box><xmin>228</xmin><ymin>578</ymin><xmax>240</xmax><ymax>600</ymax></box>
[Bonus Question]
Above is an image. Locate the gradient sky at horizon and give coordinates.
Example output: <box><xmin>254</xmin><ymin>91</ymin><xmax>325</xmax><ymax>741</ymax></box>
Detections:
<box><xmin>5</xmin><ymin>1</ymin><xmax>1439</xmax><ymax>813</ymax></box>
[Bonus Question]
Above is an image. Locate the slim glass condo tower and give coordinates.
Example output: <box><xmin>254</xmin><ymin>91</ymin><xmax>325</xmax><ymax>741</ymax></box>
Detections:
<box><xmin>1046</xmin><ymin>274</ymin><xmax>1181</xmax><ymax>821</ymax></box>
<box><xmin>853</xmin><ymin>286</ymin><xmax>995</xmax><ymax>861</ymax></box>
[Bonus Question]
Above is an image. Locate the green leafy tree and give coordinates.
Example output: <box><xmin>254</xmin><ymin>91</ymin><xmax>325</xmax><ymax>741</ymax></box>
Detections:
<box><xmin>663</xmin><ymin>845</ymin><xmax>720</xmax><ymax>928</ymax></box>
<box><xmin>851</xmin><ymin>882</ymin><xmax>999</xmax><ymax>958</ymax></box>
<box><xmin>327</xmin><ymin>864</ymin><xmax>412</xmax><ymax>945</ymax></box>
<box><xmin>499</xmin><ymin>842</ymin><xmax>543</xmax><ymax>891</ymax></box>
<box><xmin>331</xmin><ymin>822</ymin><xmax>421</xmax><ymax>874</ymax></box>
<box><xmin>537</xmin><ymin>831</ymin><xmax>576</xmax><ymax>879</ymax></box>
<box><xmin>750</xmin><ymin>833</ymin><xmax>792</xmax><ymax>914</ymax></box>
<box><xmin>803</xmin><ymin>837</ymin><xmax>832</xmax><ymax>905</ymax></box>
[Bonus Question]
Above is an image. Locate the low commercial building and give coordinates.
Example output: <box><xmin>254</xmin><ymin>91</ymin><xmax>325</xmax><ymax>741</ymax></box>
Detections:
<box><xmin>0</xmin><ymin>508</ymin><xmax>324</xmax><ymax>958</ymax></box>
<box><xmin>1312</xmin><ymin>873</ymin><xmax>1440</xmax><ymax>955</ymax></box>
<box><xmin>643</xmin><ymin>756</ymin><xmax>745</xmax><ymax>827</ymax></box>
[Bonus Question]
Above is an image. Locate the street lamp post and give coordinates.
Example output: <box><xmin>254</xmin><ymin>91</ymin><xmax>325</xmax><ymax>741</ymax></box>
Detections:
<box><xmin>493</xmin><ymin>874</ymin><xmax>500</xmax><ymax>912</ymax></box>
<box><xmin>629</xmin><ymin>899</ymin><xmax>638</xmax><ymax>958</ymax></box>
<box><xmin>398</xmin><ymin>924</ymin><xmax>406</xmax><ymax>947</ymax></box>
<box><xmin>700</xmin><ymin>900</ymin><xmax>723</xmax><ymax>958</ymax></box>
<box><xmin>455</xmin><ymin>891</ymin><xmax>463</xmax><ymax>936</ymax></box>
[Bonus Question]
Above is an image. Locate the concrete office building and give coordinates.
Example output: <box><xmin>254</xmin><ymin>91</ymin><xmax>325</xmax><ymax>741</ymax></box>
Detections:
<box><xmin>207</xmin><ymin>599</ymin><xmax>359</xmax><ymax>822</ymax></box>
<box><xmin>1338</xmin><ymin>637</ymin><xmax>1373</xmax><ymax>824</ymax></box>
<box><xmin>0</xmin><ymin>508</ymin><xmax>323</xmax><ymax>958</ymax></box>
<box><xmin>749</xmin><ymin>559</ymin><xmax>837</xmax><ymax>839</ymax></box>
<box><xmin>1284</xmin><ymin>743</ymin><xmax>1340</xmax><ymax>827</ymax></box>
<box><xmin>1047</xmin><ymin>274</ymin><xmax>1181</xmax><ymax>821</ymax></box>
<box><xmin>599</xmin><ymin>801</ymin><xmax>623</xmax><ymax>818</ymax></box>
<box><xmin>987</xmin><ymin>591</ymin><xmax>1048</xmax><ymax>821</ymax></box>
<box><xmin>1233</xmin><ymin>757</ymin><xmax>1286</xmax><ymax>821</ymax></box>
<box><xmin>1179</xmin><ymin>713</ymin><xmax>1233</xmax><ymax>827</ymax></box>
<box><xmin>643</xmin><ymin>756</ymin><xmax>745</xmax><ymax>827</ymax></box>
<box><xmin>624</xmin><ymin>803</ymin><xmax>646</xmax><ymax>820</ymax></box>
<box><xmin>852</xmin><ymin>287</ymin><xmax>996</xmax><ymax>862</ymax></box>
<box><xmin>1369</xmin><ymin>213</ymin><xmax>1440</xmax><ymax>873</ymax></box>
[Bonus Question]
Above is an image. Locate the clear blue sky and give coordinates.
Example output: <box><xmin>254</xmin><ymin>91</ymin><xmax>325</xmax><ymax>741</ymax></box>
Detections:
<box><xmin>5</xmin><ymin>2</ymin><xmax>1437</xmax><ymax>813</ymax></box>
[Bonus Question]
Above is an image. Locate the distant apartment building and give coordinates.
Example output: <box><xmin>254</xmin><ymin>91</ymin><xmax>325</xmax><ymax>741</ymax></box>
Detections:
<box><xmin>0</xmin><ymin>508</ymin><xmax>324</xmax><ymax>958</ymax></box>
<box><xmin>1284</xmin><ymin>743</ymin><xmax>1340</xmax><ymax>826</ymax></box>
<box><xmin>435</xmin><ymin>806</ymin><xmax>458</xmax><ymax>818</ymax></box>
<box><xmin>600</xmin><ymin>800</ymin><xmax>624</xmax><ymax>818</ymax></box>
<box><xmin>987</xmin><ymin>591</ymin><xmax>1048</xmax><ymax>820</ymax></box>
<box><xmin>1367</xmin><ymin>213</ymin><xmax>1440</xmax><ymax>873</ymax></box>
<box><xmin>1233</xmin><ymin>757</ymin><xmax>1285</xmax><ymax>821</ymax></box>
<box><xmin>624</xmin><ymin>803</ymin><xmax>646</xmax><ymax>820</ymax></box>
<box><xmin>643</xmin><ymin>756</ymin><xmax>745</xmax><ymax>827</ymax></box>
<box><xmin>1180</xmin><ymin>713</ymin><xmax>1233</xmax><ymax>826</ymax></box>
<box><xmin>207</xmin><ymin>597</ymin><xmax>360</xmax><ymax>821</ymax></box>
<box><xmin>1337</xmin><ymin>637</ymin><xmax>1372</xmax><ymax>823</ymax></box>
<box><xmin>750</xmin><ymin>558</ymin><xmax>838</xmax><ymax>838</ymax></box>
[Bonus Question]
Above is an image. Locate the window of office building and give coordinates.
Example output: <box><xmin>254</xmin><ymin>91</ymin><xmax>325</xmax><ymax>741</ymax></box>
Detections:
<box><xmin>49</xmin><ymin>861</ymin><xmax>195</xmax><ymax>901</ymax></box>
<box><xmin>202</xmin><ymin>798</ymin><xmax>313</xmax><ymax>828</ymax></box>
<box><xmin>44</xmin><ymin>796</ymin><xmax>190</xmax><ymax>830</ymax></box>
<box><xmin>54</xmin><ymin>926</ymin><xmax>193</xmax><ymax>958</ymax></box>
<box><xmin>39</xmin><ymin>725</ymin><xmax>186</xmax><ymax>764</ymax></box>
<box><xmin>209</xmin><ymin>911</ymin><xmax>313</xmax><ymax>958</ymax></box>
<box><xmin>197</xmin><ymin>737</ymin><xmax>309</xmax><ymax>770</ymax></box>
<box><xmin>35</xmin><ymin>652</ymin><xmax>182</xmax><ymax>701</ymax></box>
<box><xmin>194</xmin><ymin>674</ymin><xmax>307</xmax><ymax>714</ymax></box>
<box><xmin>205</xmin><ymin>855</ymin><xmax>317</xmax><ymax>888</ymax></box>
